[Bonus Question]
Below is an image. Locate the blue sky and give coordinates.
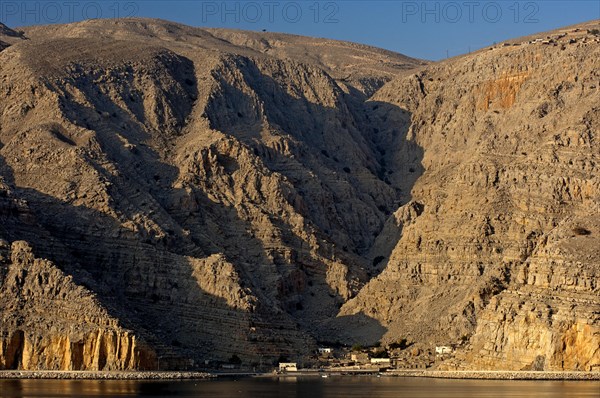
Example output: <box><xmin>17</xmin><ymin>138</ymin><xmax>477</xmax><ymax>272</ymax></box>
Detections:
<box><xmin>1</xmin><ymin>1</ymin><xmax>599</xmax><ymax>60</ymax></box>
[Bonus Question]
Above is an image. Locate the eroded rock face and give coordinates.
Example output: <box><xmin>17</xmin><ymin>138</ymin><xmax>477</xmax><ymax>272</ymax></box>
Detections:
<box><xmin>0</xmin><ymin>18</ymin><xmax>598</xmax><ymax>371</ymax></box>
<box><xmin>340</xmin><ymin>23</ymin><xmax>600</xmax><ymax>370</ymax></box>
<box><xmin>0</xmin><ymin>241</ymin><xmax>156</xmax><ymax>370</ymax></box>
<box><xmin>459</xmin><ymin>219</ymin><xmax>600</xmax><ymax>371</ymax></box>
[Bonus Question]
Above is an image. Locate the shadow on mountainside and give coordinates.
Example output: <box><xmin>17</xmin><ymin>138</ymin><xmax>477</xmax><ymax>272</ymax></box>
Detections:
<box><xmin>0</xmin><ymin>46</ymin><xmax>426</xmax><ymax>367</ymax></box>
<box><xmin>200</xmin><ymin>56</ymin><xmax>425</xmax><ymax>344</ymax></box>
<box><xmin>0</xmin><ymin>152</ymin><xmax>257</xmax><ymax>369</ymax></box>
<box><xmin>204</xmin><ymin>56</ymin><xmax>424</xmax><ymax>267</ymax></box>
<box><xmin>316</xmin><ymin>312</ymin><xmax>388</xmax><ymax>347</ymax></box>
<box><xmin>205</xmin><ymin>58</ymin><xmax>406</xmax><ymax>256</ymax></box>
<box><xmin>0</xmin><ymin>52</ymin><xmax>313</xmax><ymax>368</ymax></box>
<box><xmin>361</xmin><ymin>99</ymin><xmax>425</xmax><ymax>276</ymax></box>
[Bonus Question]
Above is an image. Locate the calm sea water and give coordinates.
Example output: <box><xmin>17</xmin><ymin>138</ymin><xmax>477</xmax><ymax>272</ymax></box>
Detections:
<box><xmin>0</xmin><ymin>377</ymin><xmax>598</xmax><ymax>398</ymax></box>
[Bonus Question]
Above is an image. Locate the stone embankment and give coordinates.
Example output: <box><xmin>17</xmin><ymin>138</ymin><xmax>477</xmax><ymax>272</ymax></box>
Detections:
<box><xmin>0</xmin><ymin>371</ymin><xmax>213</xmax><ymax>380</ymax></box>
<box><xmin>388</xmin><ymin>370</ymin><xmax>600</xmax><ymax>380</ymax></box>
<box><xmin>1</xmin><ymin>369</ymin><xmax>598</xmax><ymax>380</ymax></box>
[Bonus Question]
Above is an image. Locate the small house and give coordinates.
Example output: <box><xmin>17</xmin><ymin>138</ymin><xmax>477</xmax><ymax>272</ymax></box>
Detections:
<box><xmin>318</xmin><ymin>347</ymin><xmax>333</xmax><ymax>354</ymax></box>
<box><xmin>279</xmin><ymin>362</ymin><xmax>298</xmax><ymax>372</ymax></box>
<box><xmin>370</xmin><ymin>358</ymin><xmax>391</xmax><ymax>365</ymax></box>
<box><xmin>435</xmin><ymin>346</ymin><xmax>453</xmax><ymax>355</ymax></box>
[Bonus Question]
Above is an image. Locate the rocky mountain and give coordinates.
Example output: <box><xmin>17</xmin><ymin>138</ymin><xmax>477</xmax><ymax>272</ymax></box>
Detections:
<box><xmin>0</xmin><ymin>18</ymin><xmax>598</xmax><ymax>372</ymax></box>
<box><xmin>340</xmin><ymin>21</ymin><xmax>600</xmax><ymax>371</ymax></box>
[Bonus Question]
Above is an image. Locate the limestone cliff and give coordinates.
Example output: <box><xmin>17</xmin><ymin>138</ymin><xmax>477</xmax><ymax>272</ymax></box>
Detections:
<box><xmin>339</xmin><ymin>22</ymin><xmax>600</xmax><ymax>371</ymax></box>
<box><xmin>0</xmin><ymin>240</ymin><xmax>155</xmax><ymax>370</ymax></box>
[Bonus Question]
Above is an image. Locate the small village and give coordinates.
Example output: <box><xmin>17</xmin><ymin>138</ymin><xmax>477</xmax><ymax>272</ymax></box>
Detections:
<box><xmin>489</xmin><ymin>26</ymin><xmax>600</xmax><ymax>50</ymax></box>
<box><xmin>210</xmin><ymin>342</ymin><xmax>460</xmax><ymax>375</ymax></box>
<box><xmin>274</xmin><ymin>343</ymin><xmax>457</xmax><ymax>374</ymax></box>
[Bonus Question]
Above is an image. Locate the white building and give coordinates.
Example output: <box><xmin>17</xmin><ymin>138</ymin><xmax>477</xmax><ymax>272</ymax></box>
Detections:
<box><xmin>435</xmin><ymin>346</ymin><xmax>453</xmax><ymax>355</ymax></box>
<box><xmin>370</xmin><ymin>358</ymin><xmax>391</xmax><ymax>365</ymax></box>
<box><xmin>279</xmin><ymin>362</ymin><xmax>298</xmax><ymax>372</ymax></box>
<box><xmin>318</xmin><ymin>347</ymin><xmax>333</xmax><ymax>354</ymax></box>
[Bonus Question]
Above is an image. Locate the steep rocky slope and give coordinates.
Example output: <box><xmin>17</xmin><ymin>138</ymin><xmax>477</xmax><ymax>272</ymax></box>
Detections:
<box><xmin>0</xmin><ymin>18</ymin><xmax>422</xmax><ymax>370</ymax></box>
<box><xmin>340</xmin><ymin>21</ymin><xmax>600</xmax><ymax>371</ymax></box>
<box><xmin>0</xmin><ymin>18</ymin><xmax>598</xmax><ymax>372</ymax></box>
<box><xmin>0</xmin><ymin>240</ymin><xmax>156</xmax><ymax>371</ymax></box>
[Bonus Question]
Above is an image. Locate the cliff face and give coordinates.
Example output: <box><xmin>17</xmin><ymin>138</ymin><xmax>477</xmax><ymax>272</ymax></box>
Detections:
<box><xmin>460</xmin><ymin>219</ymin><xmax>600</xmax><ymax>371</ymax></box>
<box><xmin>0</xmin><ymin>18</ymin><xmax>598</xmax><ymax>371</ymax></box>
<box><xmin>340</xmin><ymin>23</ymin><xmax>600</xmax><ymax>371</ymax></box>
<box><xmin>0</xmin><ymin>240</ymin><xmax>155</xmax><ymax>370</ymax></box>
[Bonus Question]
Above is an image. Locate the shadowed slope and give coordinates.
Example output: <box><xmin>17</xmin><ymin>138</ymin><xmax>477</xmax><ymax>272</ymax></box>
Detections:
<box><xmin>0</xmin><ymin>18</ymin><xmax>425</xmax><ymax>369</ymax></box>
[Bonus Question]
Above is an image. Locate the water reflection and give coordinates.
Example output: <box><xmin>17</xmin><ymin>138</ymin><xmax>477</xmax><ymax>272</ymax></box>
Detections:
<box><xmin>0</xmin><ymin>379</ymin><xmax>139</xmax><ymax>397</ymax></box>
<box><xmin>0</xmin><ymin>377</ymin><xmax>598</xmax><ymax>398</ymax></box>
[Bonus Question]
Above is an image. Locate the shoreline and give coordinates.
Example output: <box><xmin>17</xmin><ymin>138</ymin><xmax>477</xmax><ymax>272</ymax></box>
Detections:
<box><xmin>385</xmin><ymin>370</ymin><xmax>600</xmax><ymax>381</ymax></box>
<box><xmin>0</xmin><ymin>370</ymin><xmax>598</xmax><ymax>381</ymax></box>
<box><xmin>0</xmin><ymin>371</ymin><xmax>214</xmax><ymax>380</ymax></box>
